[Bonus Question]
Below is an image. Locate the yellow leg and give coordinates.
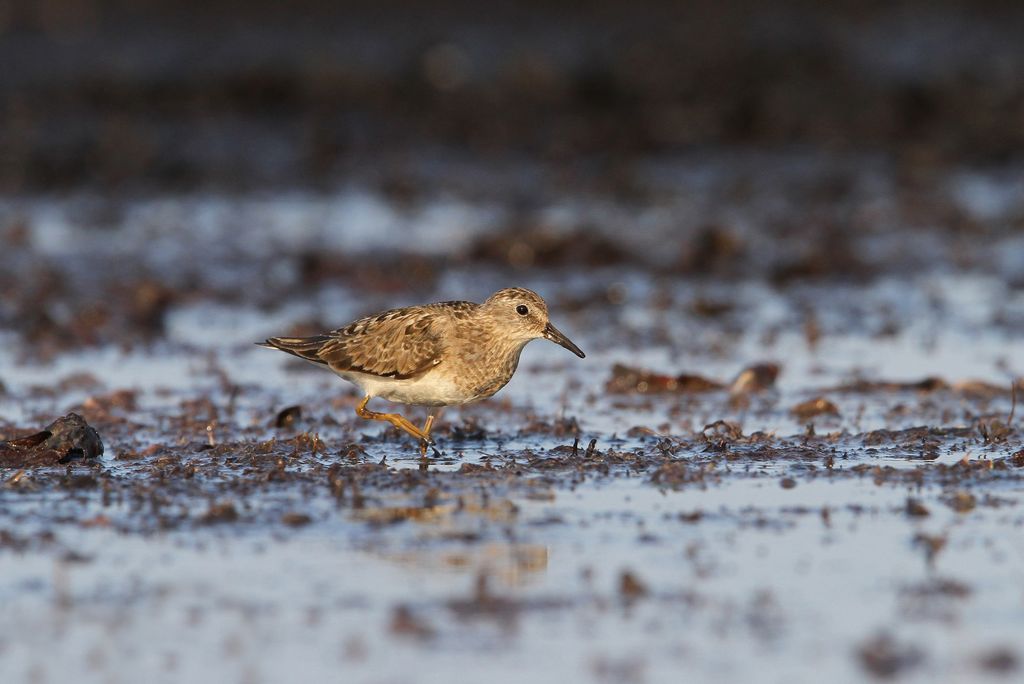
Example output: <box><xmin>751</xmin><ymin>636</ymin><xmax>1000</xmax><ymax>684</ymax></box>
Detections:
<box><xmin>355</xmin><ymin>396</ymin><xmax>433</xmax><ymax>445</ymax></box>
<box><xmin>419</xmin><ymin>414</ymin><xmax>436</xmax><ymax>457</ymax></box>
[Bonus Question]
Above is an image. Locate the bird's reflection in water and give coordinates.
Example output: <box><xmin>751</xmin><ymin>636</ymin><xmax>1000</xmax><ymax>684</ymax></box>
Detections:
<box><xmin>383</xmin><ymin>543</ymin><xmax>550</xmax><ymax>588</ymax></box>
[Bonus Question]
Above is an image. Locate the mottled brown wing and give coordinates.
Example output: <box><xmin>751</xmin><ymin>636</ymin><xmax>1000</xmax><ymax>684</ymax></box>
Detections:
<box><xmin>315</xmin><ymin>305</ymin><xmax>453</xmax><ymax>379</ymax></box>
<box><xmin>261</xmin><ymin>301</ymin><xmax>476</xmax><ymax>379</ymax></box>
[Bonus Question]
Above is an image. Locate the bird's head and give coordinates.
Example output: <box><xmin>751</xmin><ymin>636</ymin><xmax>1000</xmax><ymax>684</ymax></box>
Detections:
<box><xmin>483</xmin><ymin>287</ymin><xmax>585</xmax><ymax>358</ymax></box>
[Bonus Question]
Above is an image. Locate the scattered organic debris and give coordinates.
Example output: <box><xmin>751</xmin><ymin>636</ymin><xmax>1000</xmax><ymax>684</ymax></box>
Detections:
<box><xmin>856</xmin><ymin>633</ymin><xmax>926</xmax><ymax>679</ymax></box>
<box><xmin>275</xmin><ymin>405</ymin><xmax>303</xmax><ymax>429</ymax></box>
<box><xmin>729</xmin><ymin>363</ymin><xmax>780</xmax><ymax>396</ymax></box>
<box><xmin>390</xmin><ymin>604</ymin><xmax>435</xmax><ymax>640</ymax></box>
<box><xmin>913</xmin><ymin>534</ymin><xmax>948</xmax><ymax>569</ymax></box>
<box><xmin>468</xmin><ymin>227</ymin><xmax>628</xmax><ymax>269</ymax></box>
<box><xmin>282</xmin><ymin>512</ymin><xmax>313</xmax><ymax>526</ymax></box>
<box><xmin>618</xmin><ymin>571</ymin><xmax>649</xmax><ymax>601</ymax></box>
<box><xmin>943</xmin><ymin>491</ymin><xmax>977</xmax><ymax>513</ymax></box>
<box><xmin>790</xmin><ymin>397</ymin><xmax>840</xmax><ymax>421</ymax></box>
<box><xmin>904</xmin><ymin>498</ymin><xmax>930</xmax><ymax>517</ymax></box>
<box><xmin>977</xmin><ymin>648</ymin><xmax>1019</xmax><ymax>675</ymax></box>
<box><xmin>832</xmin><ymin>378</ymin><xmax>949</xmax><ymax>394</ymax></box>
<box><xmin>605</xmin><ymin>364</ymin><xmax>723</xmax><ymax>394</ymax></box>
<box><xmin>606</xmin><ymin>362</ymin><xmax>779</xmax><ymax>397</ymax></box>
<box><xmin>200</xmin><ymin>502</ymin><xmax>239</xmax><ymax>524</ymax></box>
<box><xmin>4</xmin><ymin>4</ymin><xmax>1024</xmax><ymax>679</ymax></box>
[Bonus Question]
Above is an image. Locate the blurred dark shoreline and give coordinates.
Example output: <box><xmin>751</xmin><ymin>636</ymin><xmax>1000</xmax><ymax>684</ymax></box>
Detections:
<box><xmin>3</xmin><ymin>0</ymin><xmax>1024</xmax><ymax>192</ymax></box>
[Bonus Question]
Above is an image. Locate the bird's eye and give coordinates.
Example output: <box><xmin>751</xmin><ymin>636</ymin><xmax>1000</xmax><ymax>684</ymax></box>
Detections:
<box><xmin>516</xmin><ymin>305</ymin><xmax>529</xmax><ymax>316</ymax></box>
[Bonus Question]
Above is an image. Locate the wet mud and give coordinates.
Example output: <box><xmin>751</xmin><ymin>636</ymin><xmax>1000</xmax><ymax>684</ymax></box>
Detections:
<box><xmin>3</xmin><ymin>259</ymin><xmax>1024</xmax><ymax>682</ymax></box>
<box><xmin>4</xmin><ymin>1</ymin><xmax>1024</xmax><ymax>683</ymax></box>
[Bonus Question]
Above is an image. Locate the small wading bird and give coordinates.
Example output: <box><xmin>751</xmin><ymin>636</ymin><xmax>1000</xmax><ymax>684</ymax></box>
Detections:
<box><xmin>259</xmin><ymin>288</ymin><xmax>585</xmax><ymax>455</ymax></box>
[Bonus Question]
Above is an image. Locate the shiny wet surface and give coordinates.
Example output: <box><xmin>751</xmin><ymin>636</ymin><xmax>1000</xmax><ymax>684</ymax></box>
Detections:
<box><xmin>3</xmin><ymin>200</ymin><xmax>1024</xmax><ymax>682</ymax></box>
<box><xmin>4</xmin><ymin>3</ymin><xmax>1024</xmax><ymax>682</ymax></box>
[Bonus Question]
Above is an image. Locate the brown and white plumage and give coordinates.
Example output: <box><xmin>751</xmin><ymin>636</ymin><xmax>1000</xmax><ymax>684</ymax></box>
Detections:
<box><xmin>259</xmin><ymin>288</ymin><xmax>585</xmax><ymax>449</ymax></box>
<box><xmin>260</xmin><ymin>302</ymin><xmax>455</xmax><ymax>381</ymax></box>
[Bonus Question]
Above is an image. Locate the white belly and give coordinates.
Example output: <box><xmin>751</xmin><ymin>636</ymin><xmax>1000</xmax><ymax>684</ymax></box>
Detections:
<box><xmin>335</xmin><ymin>369</ymin><xmax>473</xmax><ymax>406</ymax></box>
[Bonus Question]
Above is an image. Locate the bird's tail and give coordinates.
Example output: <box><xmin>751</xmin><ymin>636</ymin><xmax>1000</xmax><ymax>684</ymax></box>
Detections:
<box><xmin>257</xmin><ymin>336</ymin><xmax>332</xmax><ymax>365</ymax></box>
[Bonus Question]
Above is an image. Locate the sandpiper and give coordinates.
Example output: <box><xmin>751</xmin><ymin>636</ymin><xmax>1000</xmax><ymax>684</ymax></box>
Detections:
<box><xmin>259</xmin><ymin>287</ymin><xmax>585</xmax><ymax>453</ymax></box>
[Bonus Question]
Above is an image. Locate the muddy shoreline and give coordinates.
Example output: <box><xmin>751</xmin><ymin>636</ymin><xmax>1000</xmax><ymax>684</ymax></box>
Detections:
<box><xmin>4</xmin><ymin>1</ymin><xmax>1024</xmax><ymax>682</ymax></box>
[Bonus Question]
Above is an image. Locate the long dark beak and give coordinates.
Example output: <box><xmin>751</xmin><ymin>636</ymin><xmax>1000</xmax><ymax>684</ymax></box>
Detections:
<box><xmin>543</xmin><ymin>322</ymin><xmax>585</xmax><ymax>358</ymax></box>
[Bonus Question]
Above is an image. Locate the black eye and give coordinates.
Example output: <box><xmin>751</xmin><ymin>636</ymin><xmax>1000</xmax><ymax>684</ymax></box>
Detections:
<box><xmin>516</xmin><ymin>305</ymin><xmax>529</xmax><ymax>316</ymax></box>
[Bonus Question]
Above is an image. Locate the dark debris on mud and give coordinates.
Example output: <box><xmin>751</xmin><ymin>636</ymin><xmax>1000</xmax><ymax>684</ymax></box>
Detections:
<box><xmin>2</xmin><ymin>401</ymin><xmax>1023</xmax><ymax>537</ymax></box>
<box><xmin>0</xmin><ymin>413</ymin><xmax>103</xmax><ymax>468</ymax></box>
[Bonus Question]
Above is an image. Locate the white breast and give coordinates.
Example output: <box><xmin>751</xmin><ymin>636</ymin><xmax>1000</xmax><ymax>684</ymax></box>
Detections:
<box><xmin>335</xmin><ymin>369</ymin><xmax>473</xmax><ymax>407</ymax></box>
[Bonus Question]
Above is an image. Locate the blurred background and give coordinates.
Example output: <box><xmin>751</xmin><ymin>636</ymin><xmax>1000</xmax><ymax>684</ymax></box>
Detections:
<box><xmin>5</xmin><ymin>5</ymin><xmax>1024</xmax><ymax>683</ymax></box>
<box><xmin>4</xmin><ymin>0</ymin><xmax>1024</xmax><ymax>190</ymax></box>
<box><xmin>2</xmin><ymin>0</ymin><xmax>1024</xmax><ymax>375</ymax></box>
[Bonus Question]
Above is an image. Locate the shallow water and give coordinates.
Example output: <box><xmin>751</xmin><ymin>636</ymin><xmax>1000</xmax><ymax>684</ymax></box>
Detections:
<box><xmin>2</xmin><ymin>474</ymin><xmax>1021</xmax><ymax>684</ymax></box>
<box><xmin>3</xmin><ymin>155</ymin><xmax>1024</xmax><ymax>684</ymax></box>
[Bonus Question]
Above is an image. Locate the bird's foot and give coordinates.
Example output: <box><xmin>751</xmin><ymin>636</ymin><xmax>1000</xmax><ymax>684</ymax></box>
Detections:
<box><xmin>418</xmin><ymin>436</ymin><xmax>444</xmax><ymax>458</ymax></box>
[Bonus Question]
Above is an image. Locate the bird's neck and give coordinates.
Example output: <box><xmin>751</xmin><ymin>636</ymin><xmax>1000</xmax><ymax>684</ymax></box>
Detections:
<box><xmin>467</xmin><ymin>319</ymin><xmax>530</xmax><ymax>384</ymax></box>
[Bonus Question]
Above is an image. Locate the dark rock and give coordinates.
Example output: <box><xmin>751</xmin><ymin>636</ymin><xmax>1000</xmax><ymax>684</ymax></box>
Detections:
<box><xmin>42</xmin><ymin>413</ymin><xmax>104</xmax><ymax>462</ymax></box>
<box><xmin>0</xmin><ymin>413</ymin><xmax>103</xmax><ymax>468</ymax></box>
